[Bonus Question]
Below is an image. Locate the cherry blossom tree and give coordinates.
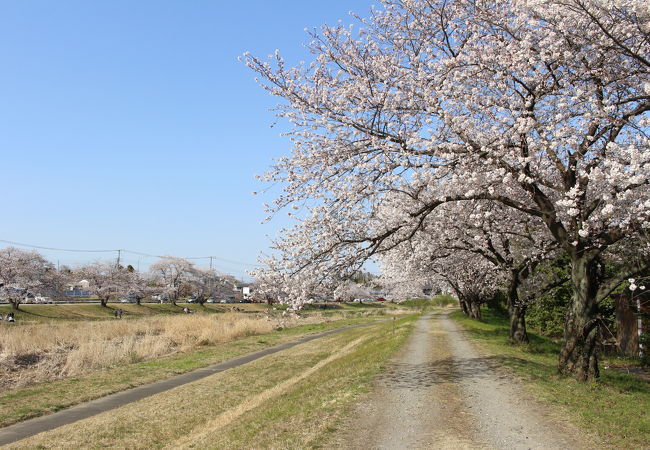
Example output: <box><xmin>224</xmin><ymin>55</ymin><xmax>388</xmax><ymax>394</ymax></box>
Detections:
<box><xmin>333</xmin><ymin>279</ymin><xmax>371</xmax><ymax>302</ymax></box>
<box><xmin>407</xmin><ymin>200</ymin><xmax>562</xmax><ymax>342</ymax></box>
<box><xmin>247</xmin><ymin>0</ymin><xmax>649</xmax><ymax>379</ymax></box>
<box><xmin>123</xmin><ymin>269</ymin><xmax>156</xmax><ymax>305</ymax></box>
<box><xmin>377</xmin><ymin>271</ymin><xmax>438</xmax><ymax>302</ymax></box>
<box><xmin>0</xmin><ymin>247</ymin><xmax>54</xmax><ymax>310</ymax></box>
<box><xmin>188</xmin><ymin>267</ymin><xmax>236</xmax><ymax>305</ymax></box>
<box><xmin>76</xmin><ymin>262</ymin><xmax>131</xmax><ymax>307</ymax></box>
<box><xmin>378</xmin><ymin>232</ymin><xmax>505</xmax><ymax>319</ymax></box>
<box><xmin>40</xmin><ymin>265</ymin><xmax>73</xmax><ymax>302</ymax></box>
<box><xmin>149</xmin><ymin>257</ymin><xmax>195</xmax><ymax>306</ymax></box>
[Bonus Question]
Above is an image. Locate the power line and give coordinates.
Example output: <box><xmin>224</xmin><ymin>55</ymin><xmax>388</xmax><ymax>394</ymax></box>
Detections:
<box><xmin>183</xmin><ymin>255</ymin><xmax>261</xmax><ymax>267</ymax></box>
<box><xmin>0</xmin><ymin>239</ymin><xmax>117</xmax><ymax>253</ymax></box>
<box><xmin>0</xmin><ymin>239</ymin><xmax>263</xmax><ymax>268</ymax></box>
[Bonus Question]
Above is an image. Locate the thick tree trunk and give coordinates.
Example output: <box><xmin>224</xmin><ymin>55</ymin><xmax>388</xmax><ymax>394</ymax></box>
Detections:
<box><xmin>458</xmin><ymin>294</ymin><xmax>481</xmax><ymax>319</ymax></box>
<box><xmin>508</xmin><ymin>304</ymin><xmax>529</xmax><ymax>344</ymax></box>
<box><xmin>558</xmin><ymin>254</ymin><xmax>601</xmax><ymax>381</ymax></box>
<box><xmin>467</xmin><ymin>298</ymin><xmax>482</xmax><ymax>319</ymax></box>
<box><xmin>459</xmin><ymin>297</ymin><xmax>469</xmax><ymax>315</ymax></box>
<box><xmin>10</xmin><ymin>299</ymin><xmax>20</xmax><ymax>311</ymax></box>
<box><xmin>507</xmin><ymin>279</ymin><xmax>529</xmax><ymax>344</ymax></box>
<box><xmin>100</xmin><ymin>298</ymin><xmax>108</xmax><ymax>307</ymax></box>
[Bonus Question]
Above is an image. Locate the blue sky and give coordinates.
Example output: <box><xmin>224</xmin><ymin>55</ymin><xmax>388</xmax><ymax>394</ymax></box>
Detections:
<box><xmin>0</xmin><ymin>0</ymin><xmax>374</xmax><ymax>279</ymax></box>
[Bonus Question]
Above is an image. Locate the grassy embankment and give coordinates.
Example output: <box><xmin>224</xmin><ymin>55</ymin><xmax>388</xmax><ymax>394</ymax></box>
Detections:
<box><xmin>0</xmin><ymin>302</ymin><xmax>269</xmax><ymax>323</ymax></box>
<box><xmin>0</xmin><ymin>304</ymin><xmax>404</xmax><ymax>427</ymax></box>
<box><xmin>399</xmin><ymin>294</ymin><xmax>457</xmax><ymax>311</ymax></box>
<box><xmin>0</xmin><ymin>301</ymin><xmax>404</xmax><ymax>323</ymax></box>
<box><xmin>7</xmin><ymin>315</ymin><xmax>417</xmax><ymax>448</ymax></box>
<box><xmin>452</xmin><ymin>310</ymin><xmax>649</xmax><ymax>449</ymax></box>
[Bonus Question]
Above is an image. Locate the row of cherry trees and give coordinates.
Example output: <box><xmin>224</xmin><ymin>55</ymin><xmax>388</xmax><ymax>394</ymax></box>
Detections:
<box><xmin>247</xmin><ymin>0</ymin><xmax>649</xmax><ymax>380</ymax></box>
<box><xmin>0</xmin><ymin>247</ymin><xmax>237</xmax><ymax>309</ymax></box>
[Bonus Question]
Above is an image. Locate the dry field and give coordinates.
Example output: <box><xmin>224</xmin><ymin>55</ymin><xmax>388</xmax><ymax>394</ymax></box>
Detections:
<box><xmin>0</xmin><ymin>311</ymin><xmax>348</xmax><ymax>390</ymax></box>
<box><xmin>4</xmin><ymin>316</ymin><xmax>417</xmax><ymax>448</ymax></box>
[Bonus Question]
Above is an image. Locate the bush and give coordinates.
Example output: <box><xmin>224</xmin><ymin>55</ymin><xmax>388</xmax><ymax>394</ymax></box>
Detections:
<box><xmin>400</xmin><ymin>295</ymin><xmax>457</xmax><ymax>310</ymax></box>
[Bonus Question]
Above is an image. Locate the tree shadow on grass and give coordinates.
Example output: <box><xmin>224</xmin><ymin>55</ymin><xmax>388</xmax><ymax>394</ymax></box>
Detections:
<box><xmin>16</xmin><ymin>308</ymin><xmax>106</xmax><ymax>321</ymax></box>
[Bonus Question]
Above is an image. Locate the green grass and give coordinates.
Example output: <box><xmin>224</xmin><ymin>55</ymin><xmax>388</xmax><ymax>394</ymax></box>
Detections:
<box><xmin>452</xmin><ymin>309</ymin><xmax>650</xmax><ymax>449</ymax></box>
<box><xmin>0</xmin><ymin>315</ymin><xmax>393</xmax><ymax>427</ymax></box>
<box><xmin>1</xmin><ymin>301</ymin><xmax>406</xmax><ymax>324</ymax></box>
<box><xmin>0</xmin><ymin>302</ymin><xmax>276</xmax><ymax>323</ymax></box>
<box><xmin>400</xmin><ymin>294</ymin><xmax>457</xmax><ymax>311</ymax></box>
<box><xmin>216</xmin><ymin>316</ymin><xmax>418</xmax><ymax>449</ymax></box>
<box><xmin>9</xmin><ymin>315</ymin><xmax>418</xmax><ymax>448</ymax></box>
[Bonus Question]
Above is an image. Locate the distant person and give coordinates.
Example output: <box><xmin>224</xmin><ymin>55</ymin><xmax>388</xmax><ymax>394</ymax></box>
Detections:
<box><xmin>114</xmin><ymin>309</ymin><xmax>119</xmax><ymax>319</ymax></box>
<box><xmin>0</xmin><ymin>313</ymin><xmax>4</xmax><ymax>321</ymax></box>
<box><xmin>7</xmin><ymin>312</ymin><xmax>15</xmax><ymax>323</ymax></box>
<box><xmin>118</xmin><ymin>309</ymin><xmax>123</xmax><ymax>319</ymax></box>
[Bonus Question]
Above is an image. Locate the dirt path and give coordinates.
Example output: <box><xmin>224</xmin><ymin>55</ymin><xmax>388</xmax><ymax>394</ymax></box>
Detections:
<box><xmin>337</xmin><ymin>311</ymin><xmax>594</xmax><ymax>449</ymax></box>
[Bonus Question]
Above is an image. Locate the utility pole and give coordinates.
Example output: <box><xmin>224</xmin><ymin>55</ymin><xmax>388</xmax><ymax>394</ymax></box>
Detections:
<box><xmin>116</xmin><ymin>249</ymin><xmax>121</xmax><ymax>268</ymax></box>
<box><xmin>209</xmin><ymin>256</ymin><xmax>213</xmax><ymax>269</ymax></box>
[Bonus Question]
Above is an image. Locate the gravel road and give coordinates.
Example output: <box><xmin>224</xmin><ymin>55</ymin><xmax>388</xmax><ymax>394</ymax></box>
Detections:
<box><xmin>336</xmin><ymin>311</ymin><xmax>597</xmax><ymax>449</ymax></box>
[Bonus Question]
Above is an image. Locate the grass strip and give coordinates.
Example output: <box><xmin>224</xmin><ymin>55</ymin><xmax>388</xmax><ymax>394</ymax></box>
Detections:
<box><xmin>451</xmin><ymin>310</ymin><xmax>650</xmax><ymax>449</ymax></box>
<box><xmin>0</xmin><ymin>316</ymin><xmax>388</xmax><ymax>428</ymax></box>
<box><xmin>8</xmin><ymin>315</ymin><xmax>417</xmax><ymax>449</ymax></box>
<box><xmin>0</xmin><ymin>303</ymin><xmax>274</xmax><ymax>323</ymax></box>
<box><xmin>0</xmin><ymin>302</ymin><xmax>402</xmax><ymax>323</ymax></box>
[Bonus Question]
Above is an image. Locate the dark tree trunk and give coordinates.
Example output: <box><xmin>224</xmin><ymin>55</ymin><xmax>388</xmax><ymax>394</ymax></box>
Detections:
<box><xmin>558</xmin><ymin>254</ymin><xmax>601</xmax><ymax>381</ymax></box>
<box><xmin>10</xmin><ymin>299</ymin><xmax>20</xmax><ymax>310</ymax></box>
<box><xmin>507</xmin><ymin>278</ymin><xmax>529</xmax><ymax>344</ymax></box>
<box><xmin>100</xmin><ymin>298</ymin><xmax>108</xmax><ymax>307</ymax></box>
<box><xmin>458</xmin><ymin>297</ymin><xmax>469</xmax><ymax>315</ymax></box>
<box><xmin>508</xmin><ymin>304</ymin><xmax>529</xmax><ymax>344</ymax></box>
<box><xmin>467</xmin><ymin>300</ymin><xmax>482</xmax><ymax>319</ymax></box>
<box><xmin>457</xmin><ymin>294</ymin><xmax>481</xmax><ymax>319</ymax></box>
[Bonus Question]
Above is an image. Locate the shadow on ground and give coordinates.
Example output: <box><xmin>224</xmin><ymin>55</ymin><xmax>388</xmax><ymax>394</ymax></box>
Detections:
<box><xmin>375</xmin><ymin>355</ymin><xmax>543</xmax><ymax>390</ymax></box>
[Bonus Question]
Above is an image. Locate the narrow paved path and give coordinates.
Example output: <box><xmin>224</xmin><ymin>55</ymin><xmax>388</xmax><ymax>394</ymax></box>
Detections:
<box><xmin>0</xmin><ymin>320</ymin><xmax>383</xmax><ymax>446</ymax></box>
<box><xmin>338</xmin><ymin>311</ymin><xmax>593</xmax><ymax>449</ymax></box>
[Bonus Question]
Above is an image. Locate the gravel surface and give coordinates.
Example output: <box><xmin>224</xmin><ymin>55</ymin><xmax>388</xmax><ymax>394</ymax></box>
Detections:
<box><xmin>336</xmin><ymin>311</ymin><xmax>596</xmax><ymax>449</ymax></box>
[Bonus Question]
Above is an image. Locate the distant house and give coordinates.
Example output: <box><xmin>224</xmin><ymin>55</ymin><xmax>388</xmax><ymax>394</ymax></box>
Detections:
<box><xmin>233</xmin><ymin>282</ymin><xmax>253</xmax><ymax>299</ymax></box>
<box><xmin>65</xmin><ymin>279</ymin><xmax>91</xmax><ymax>297</ymax></box>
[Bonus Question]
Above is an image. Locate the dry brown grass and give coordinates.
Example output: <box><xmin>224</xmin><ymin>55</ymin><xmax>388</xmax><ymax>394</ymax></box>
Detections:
<box><xmin>5</xmin><ymin>317</ymin><xmax>415</xmax><ymax>449</ymax></box>
<box><xmin>0</xmin><ymin>312</ymin><xmax>339</xmax><ymax>390</ymax></box>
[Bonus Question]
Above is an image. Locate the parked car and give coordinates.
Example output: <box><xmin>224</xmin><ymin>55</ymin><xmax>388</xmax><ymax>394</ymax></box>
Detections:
<box><xmin>220</xmin><ymin>298</ymin><xmax>235</xmax><ymax>304</ymax></box>
<box><xmin>186</xmin><ymin>297</ymin><xmax>197</xmax><ymax>303</ymax></box>
<box><xmin>239</xmin><ymin>299</ymin><xmax>252</xmax><ymax>303</ymax></box>
<box><xmin>206</xmin><ymin>298</ymin><xmax>217</xmax><ymax>303</ymax></box>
